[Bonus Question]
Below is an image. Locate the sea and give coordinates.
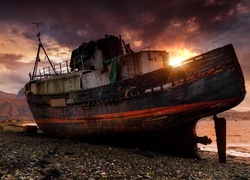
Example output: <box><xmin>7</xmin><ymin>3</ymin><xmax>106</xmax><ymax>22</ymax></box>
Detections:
<box><xmin>196</xmin><ymin>119</ymin><xmax>250</xmax><ymax>158</ymax></box>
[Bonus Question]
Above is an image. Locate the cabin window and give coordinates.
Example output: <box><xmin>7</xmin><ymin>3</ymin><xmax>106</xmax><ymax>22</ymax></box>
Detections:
<box><xmin>153</xmin><ymin>86</ymin><xmax>161</xmax><ymax>91</ymax></box>
<box><xmin>163</xmin><ymin>83</ymin><xmax>172</xmax><ymax>89</ymax></box>
<box><xmin>145</xmin><ymin>89</ymin><xmax>152</xmax><ymax>93</ymax></box>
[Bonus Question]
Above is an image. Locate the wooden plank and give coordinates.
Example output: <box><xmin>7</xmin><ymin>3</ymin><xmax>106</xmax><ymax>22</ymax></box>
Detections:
<box><xmin>23</xmin><ymin>125</ymin><xmax>38</xmax><ymax>134</ymax></box>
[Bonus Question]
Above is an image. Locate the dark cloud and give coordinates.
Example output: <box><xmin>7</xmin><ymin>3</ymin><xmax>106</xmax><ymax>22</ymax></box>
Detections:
<box><xmin>0</xmin><ymin>53</ymin><xmax>24</xmax><ymax>70</ymax></box>
<box><xmin>1</xmin><ymin>0</ymin><xmax>249</xmax><ymax>48</ymax></box>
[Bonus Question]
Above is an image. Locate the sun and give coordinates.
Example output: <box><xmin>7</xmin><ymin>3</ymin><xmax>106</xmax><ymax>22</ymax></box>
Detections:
<box><xmin>169</xmin><ymin>48</ymin><xmax>197</xmax><ymax>67</ymax></box>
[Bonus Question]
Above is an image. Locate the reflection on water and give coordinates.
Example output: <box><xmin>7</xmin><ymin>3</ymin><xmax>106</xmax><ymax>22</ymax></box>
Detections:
<box><xmin>196</xmin><ymin>119</ymin><xmax>250</xmax><ymax>157</ymax></box>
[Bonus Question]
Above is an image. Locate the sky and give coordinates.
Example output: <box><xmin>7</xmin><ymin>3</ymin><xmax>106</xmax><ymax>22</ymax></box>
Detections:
<box><xmin>0</xmin><ymin>0</ymin><xmax>249</xmax><ymax>111</ymax></box>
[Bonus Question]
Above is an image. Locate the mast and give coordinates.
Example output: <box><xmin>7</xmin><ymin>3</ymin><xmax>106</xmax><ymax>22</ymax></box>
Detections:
<box><xmin>31</xmin><ymin>22</ymin><xmax>56</xmax><ymax>80</ymax></box>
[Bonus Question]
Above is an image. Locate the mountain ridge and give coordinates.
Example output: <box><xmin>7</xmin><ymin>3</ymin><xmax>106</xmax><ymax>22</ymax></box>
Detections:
<box><xmin>0</xmin><ymin>89</ymin><xmax>33</xmax><ymax>121</ymax></box>
<box><xmin>0</xmin><ymin>90</ymin><xmax>16</xmax><ymax>99</ymax></box>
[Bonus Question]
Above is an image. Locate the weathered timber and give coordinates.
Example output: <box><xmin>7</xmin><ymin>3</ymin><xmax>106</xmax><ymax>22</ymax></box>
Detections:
<box><xmin>23</xmin><ymin>125</ymin><xmax>38</xmax><ymax>134</ymax></box>
<box><xmin>213</xmin><ymin>115</ymin><xmax>226</xmax><ymax>163</ymax></box>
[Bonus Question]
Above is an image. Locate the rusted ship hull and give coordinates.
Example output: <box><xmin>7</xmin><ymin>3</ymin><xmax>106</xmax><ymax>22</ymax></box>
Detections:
<box><xmin>27</xmin><ymin>66</ymin><xmax>244</xmax><ymax>137</ymax></box>
<box><xmin>24</xmin><ymin>45</ymin><xmax>245</xmax><ymax>149</ymax></box>
<box><xmin>25</xmin><ymin>41</ymin><xmax>246</xmax><ymax>159</ymax></box>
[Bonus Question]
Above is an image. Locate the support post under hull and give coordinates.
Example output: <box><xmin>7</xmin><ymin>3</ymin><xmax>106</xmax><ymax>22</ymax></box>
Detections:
<box><xmin>213</xmin><ymin>115</ymin><xmax>226</xmax><ymax>163</ymax></box>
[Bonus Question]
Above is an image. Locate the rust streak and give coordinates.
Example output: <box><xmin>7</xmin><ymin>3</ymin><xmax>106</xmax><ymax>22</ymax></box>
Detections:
<box><xmin>35</xmin><ymin>97</ymin><xmax>240</xmax><ymax>124</ymax></box>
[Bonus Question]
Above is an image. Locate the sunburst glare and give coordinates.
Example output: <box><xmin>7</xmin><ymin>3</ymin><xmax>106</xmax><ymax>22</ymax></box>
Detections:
<box><xmin>169</xmin><ymin>48</ymin><xmax>197</xmax><ymax>67</ymax></box>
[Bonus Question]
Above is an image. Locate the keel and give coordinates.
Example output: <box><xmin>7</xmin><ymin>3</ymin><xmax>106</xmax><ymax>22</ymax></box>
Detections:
<box><xmin>213</xmin><ymin>115</ymin><xmax>226</xmax><ymax>163</ymax></box>
<box><xmin>158</xmin><ymin>119</ymin><xmax>202</xmax><ymax>158</ymax></box>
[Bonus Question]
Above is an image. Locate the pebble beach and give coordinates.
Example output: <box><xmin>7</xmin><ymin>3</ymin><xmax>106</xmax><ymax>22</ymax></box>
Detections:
<box><xmin>0</xmin><ymin>123</ymin><xmax>249</xmax><ymax>180</ymax></box>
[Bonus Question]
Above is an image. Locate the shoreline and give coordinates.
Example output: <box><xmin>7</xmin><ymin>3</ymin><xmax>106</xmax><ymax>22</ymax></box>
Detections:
<box><xmin>0</xmin><ymin>122</ymin><xmax>249</xmax><ymax>179</ymax></box>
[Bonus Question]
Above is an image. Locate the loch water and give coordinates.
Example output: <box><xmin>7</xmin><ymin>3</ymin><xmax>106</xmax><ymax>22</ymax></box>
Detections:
<box><xmin>197</xmin><ymin>119</ymin><xmax>250</xmax><ymax>158</ymax></box>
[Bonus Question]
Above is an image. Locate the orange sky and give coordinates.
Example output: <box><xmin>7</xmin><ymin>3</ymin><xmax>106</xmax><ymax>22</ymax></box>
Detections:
<box><xmin>0</xmin><ymin>0</ymin><xmax>249</xmax><ymax>111</ymax></box>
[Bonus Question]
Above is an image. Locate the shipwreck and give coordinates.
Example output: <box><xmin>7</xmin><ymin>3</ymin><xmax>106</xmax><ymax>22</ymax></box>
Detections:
<box><xmin>24</xmin><ymin>25</ymin><xmax>246</xmax><ymax>163</ymax></box>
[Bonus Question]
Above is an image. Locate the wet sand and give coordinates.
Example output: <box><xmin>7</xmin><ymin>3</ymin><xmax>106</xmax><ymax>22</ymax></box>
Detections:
<box><xmin>0</xmin><ymin>123</ymin><xmax>249</xmax><ymax>179</ymax></box>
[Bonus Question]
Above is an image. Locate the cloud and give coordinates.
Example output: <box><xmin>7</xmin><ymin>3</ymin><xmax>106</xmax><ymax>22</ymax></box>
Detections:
<box><xmin>0</xmin><ymin>53</ymin><xmax>24</xmax><ymax>69</ymax></box>
<box><xmin>1</xmin><ymin>0</ymin><xmax>249</xmax><ymax>47</ymax></box>
<box><xmin>0</xmin><ymin>53</ymin><xmax>32</xmax><ymax>93</ymax></box>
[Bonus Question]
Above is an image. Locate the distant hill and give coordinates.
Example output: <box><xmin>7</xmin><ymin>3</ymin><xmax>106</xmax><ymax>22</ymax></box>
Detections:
<box><xmin>15</xmin><ymin>88</ymin><xmax>26</xmax><ymax>99</ymax></box>
<box><xmin>0</xmin><ymin>90</ymin><xmax>16</xmax><ymax>99</ymax></box>
<box><xmin>218</xmin><ymin>110</ymin><xmax>250</xmax><ymax>120</ymax></box>
<box><xmin>200</xmin><ymin>109</ymin><xmax>250</xmax><ymax>120</ymax></box>
<box><xmin>0</xmin><ymin>89</ymin><xmax>33</xmax><ymax>121</ymax></box>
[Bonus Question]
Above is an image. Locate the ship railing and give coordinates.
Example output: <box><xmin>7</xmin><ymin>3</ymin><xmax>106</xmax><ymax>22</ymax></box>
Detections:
<box><xmin>32</xmin><ymin>60</ymin><xmax>73</xmax><ymax>79</ymax></box>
